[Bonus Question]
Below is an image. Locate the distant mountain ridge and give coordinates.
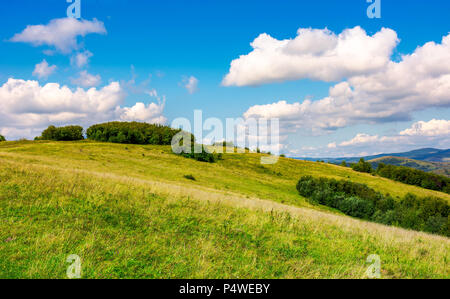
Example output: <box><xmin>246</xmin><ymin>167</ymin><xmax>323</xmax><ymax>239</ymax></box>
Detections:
<box><xmin>296</xmin><ymin>148</ymin><xmax>450</xmax><ymax>164</ymax></box>
<box><xmin>294</xmin><ymin>148</ymin><xmax>450</xmax><ymax>176</ymax></box>
<box><xmin>364</xmin><ymin>148</ymin><xmax>450</xmax><ymax>163</ymax></box>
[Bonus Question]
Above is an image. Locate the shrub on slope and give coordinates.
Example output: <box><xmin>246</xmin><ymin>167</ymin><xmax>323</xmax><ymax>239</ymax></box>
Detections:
<box><xmin>297</xmin><ymin>176</ymin><xmax>449</xmax><ymax>236</ymax></box>
<box><xmin>175</xmin><ymin>143</ymin><xmax>222</xmax><ymax>163</ymax></box>
<box><xmin>352</xmin><ymin>158</ymin><xmax>373</xmax><ymax>174</ymax></box>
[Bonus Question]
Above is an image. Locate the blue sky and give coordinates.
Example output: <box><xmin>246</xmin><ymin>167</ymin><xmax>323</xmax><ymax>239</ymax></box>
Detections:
<box><xmin>1</xmin><ymin>0</ymin><xmax>449</xmax><ymax>157</ymax></box>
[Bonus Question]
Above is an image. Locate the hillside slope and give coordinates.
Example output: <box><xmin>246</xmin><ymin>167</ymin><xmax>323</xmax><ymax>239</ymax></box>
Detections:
<box><xmin>369</xmin><ymin>156</ymin><xmax>450</xmax><ymax>177</ymax></box>
<box><xmin>0</xmin><ymin>141</ymin><xmax>449</xmax><ymax>278</ymax></box>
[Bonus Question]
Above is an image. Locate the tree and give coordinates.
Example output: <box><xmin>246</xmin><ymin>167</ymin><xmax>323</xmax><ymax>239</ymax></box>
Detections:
<box><xmin>340</xmin><ymin>160</ymin><xmax>347</xmax><ymax>167</ymax></box>
<box><xmin>352</xmin><ymin>158</ymin><xmax>372</xmax><ymax>173</ymax></box>
<box><xmin>39</xmin><ymin>125</ymin><xmax>84</xmax><ymax>141</ymax></box>
<box><xmin>377</xmin><ymin>163</ymin><xmax>386</xmax><ymax>172</ymax></box>
<box><xmin>377</xmin><ymin>163</ymin><xmax>450</xmax><ymax>194</ymax></box>
<box><xmin>296</xmin><ymin>176</ymin><xmax>450</xmax><ymax>236</ymax></box>
<box><xmin>86</xmin><ymin>122</ymin><xmax>191</xmax><ymax>145</ymax></box>
<box><xmin>0</xmin><ymin>135</ymin><xmax>5</xmax><ymax>142</ymax></box>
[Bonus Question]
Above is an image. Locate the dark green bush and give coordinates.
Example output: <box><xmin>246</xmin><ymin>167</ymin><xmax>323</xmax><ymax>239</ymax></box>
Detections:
<box><xmin>371</xmin><ymin>210</ymin><xmax>396</xmax><ymax>225</ymax></box>
<box><xmin>297</xmin><ymin>175</ymin><xmax>382</xmax><ymax>204</ymax></box>
<box><xmin>296</xmin><ymin>176</ymin><xmax>449</xmax><ymax>236</ymax></box>
<box><xmin>377</xmin><ymin>163</ymin><xmax>450</xmax><ymax>194</ymax></box>
<box><xmin>183</xmin><ymin>174</ymin><xmax>196</xmax><ymax>181</ymax></box>
<box><xmin>352</xmin><ymin>158</ymin><xmax>372</xmax><ymax>173</ymax></box>
<box><xmin>0</xmin><ymin>135</ymin><xmax>5</xmax><ymax>142</ymax></box>
<box><xmin>176</xmin><ymin>144</ymin><xmax>220</xmax><ymax>163</ymax></box>
<box><xmin>37</xmin><ymin>125</ymin><xmax>84</xmax><ymax>141</ymax></box>
<box><xmin>374</xmin><ymin>196</ymin><xmax>396</xmax><ymax>212</ymax></box>
<box><xmin>86</xmin><ymin>122</ymin><xmax>192</xmax><ymax>145</ymax></box>
<box><xmin>214</xmin><ymin>141</ymin><xmax>234</xmax><ymax>147</ymax></box>
<box><xmin>337</xmin><ymin>197</ymin><xmax>375</xmax><ymax>219</ymax></box>
<box><xmin>424</xmin><ymin>215</ymin><xmax>448</xmax><ymax>235</ymax></box>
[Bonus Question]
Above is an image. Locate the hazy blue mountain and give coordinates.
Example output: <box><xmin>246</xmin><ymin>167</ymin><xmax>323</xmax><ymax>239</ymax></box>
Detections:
<box><xmin>294</xmin><ymin>148</ymin><xmax>450</xmax><ymax>164</ymax></box>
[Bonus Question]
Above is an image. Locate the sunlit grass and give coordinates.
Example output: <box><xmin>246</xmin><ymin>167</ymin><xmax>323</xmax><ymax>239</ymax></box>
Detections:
<box><xmin>0</xmin><ymin>141</ymin><xmax>448</xmax><ymax>278</ymax></box>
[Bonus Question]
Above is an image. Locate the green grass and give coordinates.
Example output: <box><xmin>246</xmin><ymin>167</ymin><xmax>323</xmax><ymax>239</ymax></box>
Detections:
<box><xmin>0</xmin><ymin>141</ymin><xmax>449</xmax><ymax>278</ymax></box>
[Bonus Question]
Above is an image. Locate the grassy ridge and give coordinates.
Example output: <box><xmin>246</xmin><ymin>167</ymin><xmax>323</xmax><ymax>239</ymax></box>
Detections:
<box><xmin>0</xmin><ymin>141</ymin><xmax>449</xmax><ymax>278</ymax></box>
<box><xmin>1</xmin><ymin>141</ymin><xmax>448</xmax><ymax>208</ymax></box>
<box><xmin>370</xmin><ymin>156</ymin><xmax>450</xmax><ymax>177</ymax></box>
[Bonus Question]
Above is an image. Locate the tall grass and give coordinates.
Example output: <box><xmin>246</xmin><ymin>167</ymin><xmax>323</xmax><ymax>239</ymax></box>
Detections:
<box><xmin>0</xmin><ymin>141</ymin><xmax>449</xmax><ymax>278</ymax></box>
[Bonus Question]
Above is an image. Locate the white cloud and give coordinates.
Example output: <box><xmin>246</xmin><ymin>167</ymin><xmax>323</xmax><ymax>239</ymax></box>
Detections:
<box><xmin>338</xmin><ymin>133</ymin><xmax>382</xmax><ymax>147</ymax></box>
<box><xmin>183</xmin><ymin>76</ymin><xmax>199</xmax><ymax>94</ymax></box>
<box><xmin>399</xmin><ymin>119</ymin><xmax>450</xmax><ymax>137</ymax></box>
<box><xmin>243</xmin><ymin>99</ymin><xmax>349</xmax><ymax>135</ymax></box>
<box><xmin>223</xmin><ymin>27</ymin><xmax>398</xmax><ymax>86</ymax></box>
<box><xmin>242</xmin><ymin>32</ymin><xmax>450</xmax><ymax>137</ymax></box>
<box><xmin>300</xmin><ymin>146</ymin><xmax>317</xmax><ymax>151</ymax></box>
<box><xmin>0</xmin><ymin>78</ymin><xmax>166</xmax><ymax>140</ymax></box>
<box><xmin>10</xmin><ymin>18</ymin><xmax>106</xmax><ymax>53</ymax></box>
<box><xmin>0</xmin><ymin>127</ymin><xmax>42</xmax><ymax>141</ymax></box>
<box><xmin>71</xmin><ymin>50</ymin><xmax>93</xmax><ymax>68</ymax></box>
<box><xmin>118</xmin><ymin>101</ymin><xmax>167</xmax><ymax>124</ymax></box>
<box><xmin>327</xmin><ymin>142</ymin><xmax>337</xmax><ymax>149</ymax></box>
<box><xmin>71</xmin><ymin>71</ymin><xmax>101</xmax><ymax>87</ymax></box>
<box><xmin>32</xmin><ymin>60</ymin><xmax>57</xmax><ymax>79</ymax></box>
<box><xmin>325</xmin><ymin>119</ymin><xmax>450</xmax><ymax>156</ymax></box>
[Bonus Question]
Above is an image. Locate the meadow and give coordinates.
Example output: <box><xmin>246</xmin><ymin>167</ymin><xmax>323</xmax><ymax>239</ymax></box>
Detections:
<box><xmin>0</xmin><ymin>140</ymin><xmax>449</xmax><ymax>278</ymax></box>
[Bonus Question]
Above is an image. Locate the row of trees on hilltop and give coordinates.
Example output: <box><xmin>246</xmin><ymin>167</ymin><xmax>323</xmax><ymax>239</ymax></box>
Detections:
<box><xmin>377</xmin><ymin>163</ymin><xmax>450</xmax><ymax>194</ymax></box>
<box><xmin>297</xmin><ymin>176</ymin><xmax>450</xmax><ymax>236</ymax></box>
<box><xmin>35</xmin><ymin>125</ymin><xmax>84</xmax><ymax>141</ymax></box>
<box><xmin>31</xmin><ymin>122</ymin><xmax>219</xmax><ymax>163</ymax></box>
<box><xmin>347</xmin><ymin>158</ymin><xmax>450</xmax><ymax>194</ymax></box>
<box><xmin>86</xmin><ymin>122</ymin><xmax>191</xmax><ymax>145</ymax></box>
<box><xmin>33</xmin><ymin>122</ymin><xmax>194</xmax><ymax>145</ymax></box>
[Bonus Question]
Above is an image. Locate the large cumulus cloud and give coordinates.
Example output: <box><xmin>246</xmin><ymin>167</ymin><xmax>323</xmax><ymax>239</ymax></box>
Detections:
<box><xmin>0</xmin><ymin>79</ymin><xmax>166</xmax><ymax>140</ymax></box>
<box><xmin>242</xmin><ymin>32</ymin><xmax>450</xmax><ymax>135</ymax></box>
<box><xmin>223</xmin><ymin>27</ymin><xmax>399</xmax><ymax>86</ymax></box>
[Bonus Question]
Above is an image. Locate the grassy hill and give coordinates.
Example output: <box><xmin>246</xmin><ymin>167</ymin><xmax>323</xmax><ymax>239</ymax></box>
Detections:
<box><xmin>369</xmin><ymin>156</ymin><xmax>450</xmax><ymax>177</ymax></box>
<box><xmin>1</xmin><ymin>141</ymin><xmax>449</xmax><ymax>278</ymax></box>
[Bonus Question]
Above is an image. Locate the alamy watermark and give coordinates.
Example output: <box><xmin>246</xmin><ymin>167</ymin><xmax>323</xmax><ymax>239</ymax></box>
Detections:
<box><xmin>67</xmin><ymin>0</ymin><xmax>81</xmax><ymax>19</ymax></box>
<box><xmin>367</xmin><ymin>0</ymin><xmax>381</xmax><ymax>19</ymax></box>
<box><xmin>66</xmin><ymin>254</ymin><xmax>82</xmax><ymax>278</ymax></box>
<box><xmin>365</xmin><ymin>254</ymin><xmax>381</xmax><ymax>278</ymax></box>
